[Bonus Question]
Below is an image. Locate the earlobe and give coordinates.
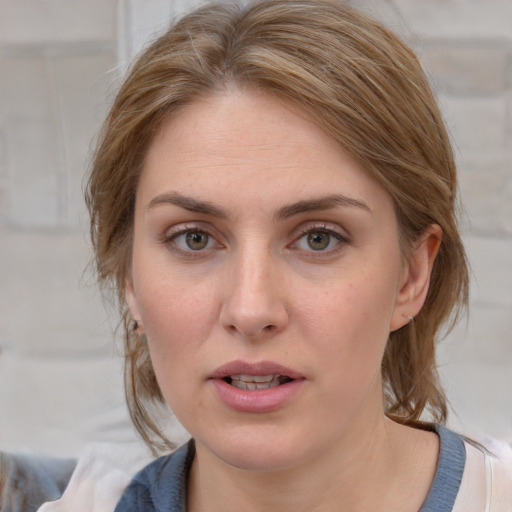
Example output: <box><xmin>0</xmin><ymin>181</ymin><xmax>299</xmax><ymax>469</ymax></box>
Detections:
<box><xmin>390</xmin><ymin>225</ymin><xmax>442</xmax><ymax>332</ymax></box>
<box><xmin>125</xmin><ymin>280</ymin><xmax>144</xmax><ymax>333</ymax></box>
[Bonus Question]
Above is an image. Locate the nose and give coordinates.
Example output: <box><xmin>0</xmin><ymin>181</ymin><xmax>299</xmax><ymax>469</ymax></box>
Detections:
<box><xmin>219</xmin><ymin>246</ymin><xmax>289</xmax><ymax>341</ymax></box>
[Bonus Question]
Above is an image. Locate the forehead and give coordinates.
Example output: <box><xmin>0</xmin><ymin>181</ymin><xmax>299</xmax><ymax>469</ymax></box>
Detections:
<box><xmin>147</xmin><ymin>90</ymin><xmax>346</xmax><ymax>169</ymax></box>
<box><xmin>138</xmin><ymin>90</ymin><xmax>393</xmax><ymax>218</ymax></box>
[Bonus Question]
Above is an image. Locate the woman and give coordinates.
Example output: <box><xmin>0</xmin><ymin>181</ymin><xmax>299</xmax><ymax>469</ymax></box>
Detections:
<box><xmin>85</xmin><ymin>0</ymin><xmax>511</xmax><ymax>511</ymax></box>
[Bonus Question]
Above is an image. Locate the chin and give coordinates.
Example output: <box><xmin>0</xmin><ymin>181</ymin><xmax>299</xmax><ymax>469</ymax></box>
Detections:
<box><xmin>196</xmin><ymin>424</ymin><xmax>318</xmax><ymax>473</ymax></box>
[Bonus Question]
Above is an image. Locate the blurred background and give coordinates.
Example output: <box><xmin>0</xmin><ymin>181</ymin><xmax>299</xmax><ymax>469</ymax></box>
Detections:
<box><xmin>0</xmin><ymin>0</ymin><xmax>511</xmax><ymax>458</ymax></box>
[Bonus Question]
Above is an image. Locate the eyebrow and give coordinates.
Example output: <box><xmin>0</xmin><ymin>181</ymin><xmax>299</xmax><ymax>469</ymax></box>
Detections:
<box><xmin>146</xmin><ymin>191</ymin><xmax>371</xmax><ymax>219</ymax></box>
<box><xmin>275</xmin><ymin>194</ymin><xmax>371</xmax><ymax>220</ymax></box>
<box><xmin>146</xmin><ymin>191</ymin><xmax>229</xmax><ymax>218</ymax></box>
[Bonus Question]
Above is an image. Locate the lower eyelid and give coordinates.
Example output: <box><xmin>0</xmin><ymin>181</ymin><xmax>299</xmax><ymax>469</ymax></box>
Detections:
<box><xmin>161</xmin><ymin>226</ymin><xmax>227</xmax><ymax>258</ymax></box>
<box><xmin>291</xmin><ymin>229</ymin><xmax>348</xmax><ymax>252</ymax></box>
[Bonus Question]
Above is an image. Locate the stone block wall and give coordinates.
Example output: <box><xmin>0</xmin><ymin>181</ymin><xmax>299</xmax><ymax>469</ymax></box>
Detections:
<box><xmin>0</xmin><ymin>0</ymin><xmax>510</xmax><ymax>457</ymax></box>
<box><xmin>0</xmin><ymin>0</ymin><xmax>134</xmax><ymax>457</ymax></box>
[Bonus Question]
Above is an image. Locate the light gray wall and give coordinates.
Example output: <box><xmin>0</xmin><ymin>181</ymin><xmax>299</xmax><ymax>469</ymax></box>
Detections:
<box><xmin>0</xmin><ymin>0</ymin><xmax>510</xmax><ymax>457</ymax></box>
<box><xmin>353</xmin><ymin>1</ymin><xmax>512</xmax><ymax>442</ymax></box>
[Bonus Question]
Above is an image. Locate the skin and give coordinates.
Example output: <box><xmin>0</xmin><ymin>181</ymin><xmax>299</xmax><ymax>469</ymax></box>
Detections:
<box><xmin>126</xmin><ymin>89</ymin><xmax>442</xmax><ymax>511</ymax></box>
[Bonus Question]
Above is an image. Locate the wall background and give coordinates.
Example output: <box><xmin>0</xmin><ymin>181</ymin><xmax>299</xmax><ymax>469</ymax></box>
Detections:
<box><xmin>0</xmin><ymin>0</ymin><xmax>511</xmax><ymax>458</ymax></box>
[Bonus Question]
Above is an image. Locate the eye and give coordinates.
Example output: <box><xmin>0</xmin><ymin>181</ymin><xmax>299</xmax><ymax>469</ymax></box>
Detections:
<box><xmin>306</xmin><ymin>231</ymin><xmax>331</xmax><ymax>251</ymax></box>
<box><xmin>170</xmin><ymin>229</ymin><xmax>218</xmax><ymax>252</ymax></box>
<box><xmin>293</xmin><ymin>227</ymin><xmax>347</xmax><ymax>253</ymax></box>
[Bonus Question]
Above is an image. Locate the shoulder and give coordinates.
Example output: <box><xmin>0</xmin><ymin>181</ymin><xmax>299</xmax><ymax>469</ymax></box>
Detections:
<box><xmin>1</xmin><ymin>452</ymin><xmax>76</xmax><ymax>511</ymax></box>
<box><xmin>114</xmin><ymin>440</ymin><xmax>194</xmax><ymax>512</ymax></box>
<box><xmin>453</xmin><ymin>434</ymin><xmax>512</xmax><ymax>512</ymax></box>
<box><xmin>35</xmin><ymin>442</ymin><xmax>152</xmax><ymax>512</ymax></box>
<box><xmin>113</xmin><ymin>455</ymin><xmax>174</xmax><ymax>511</ymax></box>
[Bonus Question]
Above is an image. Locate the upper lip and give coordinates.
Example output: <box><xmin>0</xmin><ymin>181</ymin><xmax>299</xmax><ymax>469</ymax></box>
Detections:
<box><xmin>209</xmin><ymin>360</ymin><xmax>304</xmax><ymax>380</ymax></box>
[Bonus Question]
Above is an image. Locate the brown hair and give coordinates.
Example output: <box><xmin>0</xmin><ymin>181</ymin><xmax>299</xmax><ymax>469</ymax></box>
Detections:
<box><xmin>86</xmin><ymin>0</ymin><xmax>469</xmax><ymax>453</ymax></box>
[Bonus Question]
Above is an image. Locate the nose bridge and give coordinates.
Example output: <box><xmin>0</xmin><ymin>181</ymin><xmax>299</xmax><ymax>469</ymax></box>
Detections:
<box><xmin>221</xmin><ymin>239</ymin><xmax>287</xmax><ymax>339</ymax></box>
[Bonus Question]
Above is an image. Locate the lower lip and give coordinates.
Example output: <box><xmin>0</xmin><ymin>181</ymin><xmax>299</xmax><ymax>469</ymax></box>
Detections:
<box><xmin>210</xmin><ymin>378</ymin><xmax>305</xmax><ymax>413</ymax></box>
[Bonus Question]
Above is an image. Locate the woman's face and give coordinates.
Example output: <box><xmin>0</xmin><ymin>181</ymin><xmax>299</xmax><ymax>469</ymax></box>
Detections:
<box><xmin>127</xmin><ymin>90</ymin><xmax>417</xmax><ymax>472</ymax></box>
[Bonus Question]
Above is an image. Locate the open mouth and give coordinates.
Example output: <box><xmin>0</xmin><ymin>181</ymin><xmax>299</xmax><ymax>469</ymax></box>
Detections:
<box><xmin>224</xmin><ymin>374</ymin><xmax>294</xmax><ymax>390</ymax></box>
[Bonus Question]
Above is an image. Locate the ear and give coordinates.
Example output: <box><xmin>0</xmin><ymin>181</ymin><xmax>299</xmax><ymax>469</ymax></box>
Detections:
<box><xmin>125</xmin><ymin>279</ymin><xmax>144</xmax><ymax>333</ymax></box>
<box><xmin>390</xmin><ymin>224</ymin><xmax>442</xmax><ymax>332</ymax></box>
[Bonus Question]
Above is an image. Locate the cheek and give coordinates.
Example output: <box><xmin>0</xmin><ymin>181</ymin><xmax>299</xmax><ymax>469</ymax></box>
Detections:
<box><xmin>136</xmin><ymin>281</ymin><xmax>219</xmax><ymax>416</ymax></box>
<box><xmin>300</xmin><ymin>270</ymin><xmax>397</xmax><ymax>336</ymax></box>
<box><xmin>133</xmin><ymin>269</ymin><xmax>219</xmax><ymax>369</ymax></box>
<box><xmin>305</xmin><ymin>308</ymin><xmax>388</xmax><ymax>424</ymax></box>
<box><xmin>142</xmin><ymin>285</ymin><xmax>217</xmax><ymax>345</ymax></box>
<box><xmin>298</xmin><ymin>275</ymin><xmax>396</xmax><ymax>379</ymax></box>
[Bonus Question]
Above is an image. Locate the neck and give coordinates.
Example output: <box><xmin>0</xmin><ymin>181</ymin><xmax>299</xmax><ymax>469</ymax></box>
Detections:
<box><xmin>188</xmin><ymin>412</ymin><xmax>438</xmax><ymax>512</ymax></box>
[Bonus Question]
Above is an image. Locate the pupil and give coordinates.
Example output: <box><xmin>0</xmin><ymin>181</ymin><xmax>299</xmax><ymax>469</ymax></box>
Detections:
<box><xmin>186</xmin><ymin>231</ymin><xmax>208</xmax><ymax>250</ymax></box>
<box><xmin>308</xmin><ymin>232</ymin><xmax>329</xmax><ymax>250</ymax></box>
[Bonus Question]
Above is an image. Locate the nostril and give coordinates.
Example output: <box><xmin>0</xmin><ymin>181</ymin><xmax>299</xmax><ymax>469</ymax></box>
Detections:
<box><xmin>226</xmin><ymin>323</ymin><xmax>276</xmax><ymax>337</ymax></box>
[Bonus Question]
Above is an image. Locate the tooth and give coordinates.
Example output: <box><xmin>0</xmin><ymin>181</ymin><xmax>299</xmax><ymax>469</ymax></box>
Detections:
<box><xmin>231</xmin><ymin>380</ymin><xmax>247</xmax><ymax>390</ymax></box>
<box><xmin>255</xmin><ymin>375</ymin><xmax>273</xmax><ymax>383</ymax></box>
<box><xmin>229</xmin><ymin>375</ymin><xmax>287</xmax><ymax>390</ymax></box>
<box><xmin>256</xmin><ymin>382</ymin><xmax>273</xmax><ymax>390</ymax></box>
<box><xmin>230</xmin><ymin>374</ymin><xmax>277</xmax><ymax>383</ymax></box>
<box><xmin>244</xmin><ymin>375</ymin><xmax>275</xmax><ymax>383</ymax></box>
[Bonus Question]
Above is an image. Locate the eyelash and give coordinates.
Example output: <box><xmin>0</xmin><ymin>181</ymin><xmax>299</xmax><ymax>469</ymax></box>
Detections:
<box><xmin>159</xmin><ymin>223</ymin><xmax>350</xmax><ymax>259</ymax></box>
<box><xmin>159</xmin><ymin>224</ymin><xmax>222</xmax><ymax>259</ymax></box>
<box><xmin>291</xmin><ymin>224</ymin><xmax>349</xmax><ymax>256</ymax></box>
